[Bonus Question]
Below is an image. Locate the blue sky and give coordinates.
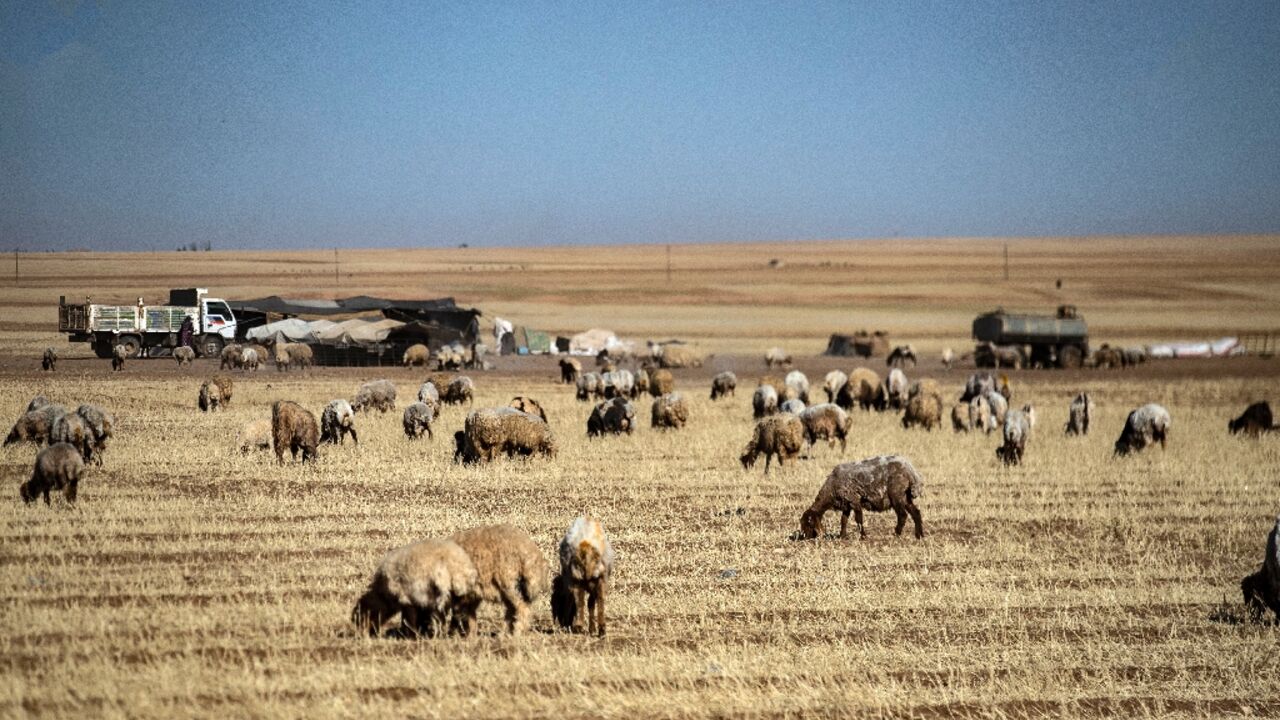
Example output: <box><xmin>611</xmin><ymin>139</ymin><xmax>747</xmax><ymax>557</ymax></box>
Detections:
<box><xmin>2</xmin><ymin>1</ymin><xmax>1278</xmax><ymax>250</ymax></box>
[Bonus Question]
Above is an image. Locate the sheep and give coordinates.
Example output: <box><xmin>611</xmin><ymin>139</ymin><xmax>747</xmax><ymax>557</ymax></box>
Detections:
<box><xmin>509</xmin><ymin>396</ymin><xmax>547</xmax><ymax>422</ymax></box>
<box><xmin>1113</xmin><ymin>403</ymin><xmax>1171</xmax><ymax>456</ymax></box>
<box><xmin>320</xmin><ymin>399</ymin><xmax>359</xmax><ymax>445</ymax></box>
<box><xmin>239</xmin><ymin>347</ymin><xmax>260</xmax><ymax>372</ymax></box>
<box><xmin>998</xmin><ymin>375</ymin><xmax>1012</xmax><ymax>401</ymax></box>
<box><xmin>764</xmin><ymin>346</ymin><xmax>791</xmax><ymax>368</ymax></box>
<box><xmin>559</xmin><ymin>357</ymin><xmax>582</xmax><ymax>384</ymax></box>
<box><xmin>74</xmin><ymin>404</ymin><xmax>113</xmax><ymax>465</ymax></box>
<box><xmin>1229</xmin><ymin>401</ymin><xmax>1275</xmax><ymax>437</ymax></box>
<box><xmin>798</xmin><ymin>403</ymin><xmax>852</xmax><ymax>454</ymax></box>
<box><xmin>198</xmin><ymin>376</ymin><xmax>234</xmax><ymax>412</ymax></box>
<box><xmin>883</xmin><ymin>368</ymin><xmax>909</xmax><ymax>410</ymax></box>
<box><xmin>951</xmin><ymin>404</ymin><xmax>971</xmax><ymax>432</ymax></box>
<box><xmin>657</xmin><ymin>343</ymin><xmax>702</xmax><ymax>369</ymax></box>
<box><xmin>752</xmin><ymin>383</ymin><xmax>779</xmax><ymax>419</ymax></box>
<box><xmin>901</xmin><ymin>379</ymin><xmax>943</xmax><ymax>431</ymax></box>
<box><xmin>969</xmin><ymin>394</ymin><xmax>995</xmax><ymax>433</ymax></box>
<box><xmin>780</xmin><ymin>399</ymin><xmax>806</xmax><ymax>415</ymax></box>
<box><xmin>245</xmin><ymin>344</ymin><xmax>270</xmax><ymax>366</ymax></box>
<box><xmin>21</xmin><ymin>443</ymin><xmax>85</xmax><ymax>505</ymax></box>
<box><xmin>587</xmin><ymin>397</ymin><xmax>635</xmax><ymax>437</ymax></box>
<box><xmin>837</xmin><ymin>368</ymin><xmax>882</xmax><ymax>412</ymax></box>
<box><xmin>1241</xmin><ymin>515</ymin><xmax>1280</xmax><ymax>624</ymax></box>
<box><xmin>601</xmin><ymin>369</ymin><xmax>635</xmax><ymax>399</ymax></box>
<box><xmin>449</xmin><ymin>524</ymin><xmax>551</xmax><ymax>636</ymax></box>
<box><xmin>237</xmin><ymin>418</ymin><xmax>273</xmax><ymax>454</ymax></box>
<box><xmin>352</xmin><ymin>379</ymin><xmax>398</xmax><ymax>413</ymax></box>
<box><xmin>42</xmin><ymin>347</ymin><xmax>57</xmax><ymax>372</ymax></box>
<box><xmin>1091</xmin><ymin>345</ymin><xmax>1123</xmax><ymax>369</ymax></box>
<box><xmin>416</xmin><ymin>380</ymin><xmax>441</xmax><ymax>414</ymax></box>
<box><xmin>351</xmin><ymin>538</ymin><xmax>480</xmax><ymax>638</ymax></box>
<box><xmin>402</xmin><ymin>343</ymin><xmax>430</xmax><ymax>368</ymax></box>
<box><xmin>647</xmin><ymin>367</ymin><xmax>674</xmax><ymax>397</ymax></box>
<box><xmin>1065</xmin><ymin>392</ymin><xmax>1094</xmax><ymax>436</ymax></box>
<box><xmin>959</xmin><ymin>372</ymin><xmax>996</xmax><ymax>402</ymax></box>
<box><xmin>220</xmin><ymin>343</ymin><xmax>242</xmax><ymax>370</ymax></box>
<box><xmin>395</xmin><ymin>401</ymin><xmax>435</xmax><ymax>440</ymax></box>
<box><xmin>740</xmin><ymin>413</ymin><xmax>804</xmax><ymax>472</ymax></box>
<box><xmin>5</xmin><ymin>404</ymin><xmax>66</xmax><ymax>446</ymax></box>
<box><xmin>26</xmin><ymin>395</ymin><xmax>50</xmax><ymax>413</ymax></box>
<box><xmin>456</xmin><ymin>407</ymin><xmax>556</xmax><ymax>463</ymax></box>
<box><xmin>576</xmin><ymin>372</ymin><xmax>604</xmax><ymax>401</ymax></box>
<box><xmin>1120</xmin><ymin>346</ymin><xmax>1148</xmax><ymax>368</ymax></box>
<box><xmin>50</xmin><ymin>411</ymin><xmax>93</xmax><ymax>464</ymax></box>
<box><xmin>275</xmin><ymin>342</ymin><xmax>313</xmax><ymax>371</ymax></box>
<box><xmin>940</xmin><ymin>347</ymin><xmax>955</xmax><ymax>370</ymax></box>
<box><xmin>556</xmin><ymin>516</ymin><xmax>615</xmax><ymax>636</ymax></box>
<box><xmin>798</xmin><ymin>455</ymin><xmax>924</xmax><ymax>540</ymax></box>
<box><xmin>996</xmin><ymin>405</ymin><xmax>1036</xmax><ymax>465</ymax></box>
<box><xmin>111</xmin><ymin>344</ymin><xmax>127</xmax><ymax>371</ymax></box>
<box><xmin>634</xmin><ymin>369</ymin><xmax>650</xmax><ymax>397</ymax></box>
<box><xmin>173</xmin><ymin>346</ymin><xmax>196</xmax><ymax>366</ymax></box>
<box><xmin>823</xmin><ymin>370</ymin><xmax>848</xmax><ymax>404</ymax></box>
<box><xmin>651</xmin><ymin>393</ymin><xmax>689</xmax><ymax>429</ymax></box>
<box><xmin>272</xmin><ymin>400</ymin><xmax>319</xmax><ymax>464</ymax></box>
<box><xmin>441</xmin><ymin>376</ymin><xmax>474</xmax><ymax>407</ymax></box>
<box><xmin>886</xmin><ymin>344</ymin><xmax>917</xmax><ymax>369</ymax></box>
<box><xmin>710</xmin><ymin>371</ymin><xmax>737</xmax><ymax>401</ymax></box>
<box><xmin>784</xmin><ymin>370</ymin><xmax>811</xmax><ymax>405</ymax></box>
<box><xmin>984</xmin><ymin>390</ymin><xmax>1008</xmax><ymax>428</ymax></box>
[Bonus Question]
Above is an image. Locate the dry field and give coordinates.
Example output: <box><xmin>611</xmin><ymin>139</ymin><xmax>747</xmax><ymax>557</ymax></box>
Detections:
<box><xmin>1</xmin><ymin>235</ymin><xmax>1279</xmax><ymax>718</ymax></box>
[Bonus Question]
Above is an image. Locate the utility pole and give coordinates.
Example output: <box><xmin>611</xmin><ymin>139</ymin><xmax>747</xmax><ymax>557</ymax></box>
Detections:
<box><xmin>334</xmin><ymin>248</ymin><xmax>340</xmax><ymax>286</ymax></box>
<box><xmin>1003</xmin><ymin>243</ymin><xmax>1009</xmax><ymax>282</ymax></box>
<box><xmin>666</xmin><ymin>244</ymin><xmax>672</xmax><ymax>283</ymax></box>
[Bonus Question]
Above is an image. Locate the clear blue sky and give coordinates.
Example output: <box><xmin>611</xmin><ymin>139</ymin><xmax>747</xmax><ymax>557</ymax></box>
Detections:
<box><xmin>2</xmin><ymin>1</ymin><xmax>1278</xmax><ymax>250</ymax></box>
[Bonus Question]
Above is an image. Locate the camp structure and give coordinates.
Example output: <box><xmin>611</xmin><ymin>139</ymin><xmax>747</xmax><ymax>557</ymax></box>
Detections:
<box><xmin>824</xmin><ymin>330</ymin><xmax>889</xmax><ymax>358</ymax></box>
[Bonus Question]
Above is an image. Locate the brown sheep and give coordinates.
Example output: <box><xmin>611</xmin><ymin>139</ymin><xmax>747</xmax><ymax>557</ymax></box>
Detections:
<box><xmin>798</xmin><ymin>403</ymin><xmax>852</xmax><ymax>454</ymax></box>
<box><xmin>237</xmin><ymin>418</ymin><xmax>273</xmax><ymax>454</ymax></box>
<box><xmin>651</xmin><ymin>393</ymin><xmax>690</xmax><ymax>429</ymax></box>
<box><xmin>901</xmin><ymin>379</ymin><xmax>943</xmax><ymax>431</ymax></box>
<box><xmin>559</xmin><ymin>357</ymin><xmax>582</xmax><ymax>384</ymax></box>
<box><xmin>111</xmin><ymin>343</ymin><xmax>127</xmax><ymax>371</ymax></box>
<box><xmin>1241</xmin><ymin>515</ymin><xmax>1280</xmax><ymax>623</ymax></box>
<box><xmin>707</xmin><ymin>371</ymin><xmax>736</xmax><ymax>401</ymax></box>
<box><xmin>351</xmin><ymin>538</ymin><xmax>480</xmax><ymax>638</ymax></box>
<box><xmin>647</xmin><ymin>367</ymin><xmax>674</xmax><ymax>397</ymax></box>
<box><xmin>740</xmin><ymin>413</ymin><xmax>804</xmax><ymax>473</ymax></box>
<box><xmin>764</xmin><ymin>346</ymin><xmax>792</xmax><ymax>368</ymax></box>
<box><xmin>657</xmin><ymin>343</ymin><xmax>702</xmax><ymax>369</ymax></box>
<box><xmin>5</xmin><ymin>403</ymin><xmax>66</xmax><ymax>446</ymax></box>
<box><xmin>837</xmin><ymin>368</ymin><xmax>882</xmax><ymax>411</ymax></box>
<box><xmin>21</xmin><ymin>443</ymin><xmax>85</xmax><ymax>505</ymax></box>
<box><xmin>951</xmin><ymin>404</ymin><xmax>971</xmax><ymax>432</ymax></box>
<box><xmin>220</xmin><ymin>343</ymin><xmax>243</xmax><ymax>370</ymax></box>
<box><xmin>449</xmin><ymin>524</ymin><xmax>551</xmax><ymax>636</ymax></box>
<box><xmin>50</xmin><ymin>412</ymin><xmax>92</xmax><ymax>463</ymax></box>
<box><xmin>198</xmin><ymin>375</ymin><xmax>234</xmax><ymax>412</ymax></box>
<box><xmin>74</xmin><ymin>404</ymin><xmax>113</xmax><ymax>465</ymax></box>
<box><xmin>441</xmin><ymin>376</ymin><xmax>475</xmax><ymax>406</ymax></box>
<box><xmin>272</xmin><ymin>400</ymin><xmax>319</xmax><ymax>464</ymax></box>
<box><xmin>509</xmin><ymin>396</ymin><xmax>547</xmax><ymax>422</ymax></box>
<box><xmin>555</xmin><ymin>516</ymin><xmax>615</xmax><ymax>636</ymax></box>
<box><xmin>351</xmin><ymin>379</ymin><xmax>397</xmax><ymax>413</ymax></box>
<box><xmin>173</xmin><ymin>346</ymin><xmax>196</xmax><ymax>366</ymax></box>
<box><xmin>402</xmin><ymin>343</ymin><xmax>430</xmax><ymax>368</ymax></box>
<box><xmin>799</xmin><ymin>455</ymin><xmax>925</xmax><ymax>540</ymax></box>
<box><xmin>42</xmin><ymin>347</ymin><xmax>57</xmax><ymax>372</ymax></box>
<box><xmin>456</xmin><ymin>407</ymin><xmax>556</xmax><ymax>463</ymax></box>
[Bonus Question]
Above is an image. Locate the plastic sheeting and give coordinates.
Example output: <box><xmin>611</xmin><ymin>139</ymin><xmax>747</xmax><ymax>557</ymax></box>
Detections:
<box><xmin>313</xmin><ymin>318</ymin><xmax>405</xmax><ymax>345</ymax></box>
<box><xmin>1148</xmin><ymin>337</ymin><xmax>1242</xmax><ymax>359</ymax></box>
<box><xmin>246</xmin><ymin>318</ymin><xmax>335</xmax><ymax>343</ymax></box>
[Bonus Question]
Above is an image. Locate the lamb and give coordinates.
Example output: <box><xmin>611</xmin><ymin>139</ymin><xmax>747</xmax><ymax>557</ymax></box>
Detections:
<box><xmin>710</xmin><ymin>371</ymin><xmax>737</xmax><ymax>400</ymax></box>
<box><xmin>951</xmin><ymin>404</ymin><xmax>971</xmax><ymax>432</ymax></box>
<box><xmin>764</xmin><ymin>346</ymin><xmax>792</xmax><ymax>368</ymax></box>
<box><xmin>173</xmin><ymin>346</ymin><xmax>196</xmax><ymax>366</ymax></box>
<box><xmin>784</xmin><ymin>370</ymin><xmax>811</xmax><ymax>405</ymax></box>
<box><xmin>780</xmin><ymin>399</ymin><xmax>806</xmax><ymax>415</ymax></box>
<box><xmin>656</xmin><ymin>343</ymin><xmax>702</xmax><ymax>369</ymax></box>
<box><xmin>74</xmin><ymin>404</ymin><xmax>113</xmax><ymax>465</ymax></box>
<box><xmin>321</xmin><ymin>399</ymin><xmax>359</xmax><ymax>445</ymax></box>
<box><xmin>886</xmin><ymin>344</ymin><xmax>917</xmax><ymax>369</ymax></box>
<box><xmin>198</xmin><ymin>376</ymin><xmax>234</xmax><ymax>412</ymax></box>
<box><xmin>456</xmin><ymin>407</ymin><xmax>556</xmax><ymax>463</ymax></box>
<box><xmin>587</xmin><ymin>397</ymin><xmax>635</xmax><ymax>437</ymax></box>
<box><xmin>42</xmin><ymin>347</ymin><xmax>57</xmax><ymax>371</ymax></box>
<box><xmin>441</xmin><ymin>376</ymin><xmax>474</xmax><ymax>407</ymax></box>
<box><xmin>576</xmin><ymin>372</ymin><xmax>604</xmax><ymax>401</ymax></box>
<box><xmin>1113</xmin><ymin>403</ymin><xmax>1171</xmax><ymax>456</ymax></box>
<box><xmin>823</xmin><ymin>370</ymin><xmax>848</xmax><ymax>404</ymax></box>
<box><xmin>883</xmin><ymin>368</ymin><xmax>909</xmax><ymax>410</ymax></box>
<box><xmin>651</xmin><ymin>393</ymin><xmax>690</xmax><ymax>429</ymax></box>
<box><xmin>509</xmin><ymin>396</ymin><xmax>547</xmax><ymax>422</ymax></box>
<box><xmin>272</xmin><ymin>400</ymin><xmax>319</xmax><ymax>464</ymax></box>
<box><xmin>647</xmin><ymin>367</ymin><xmax>674</xmax><ymax>397</ymax></box>
<box><xmin>401</xmin><ymin>402</ymin><xmax>435</xmax><ymax>439</ymax></box>
<box><xmin>969</xmin><ymin>394</ymin><xmax>995</xmax><ymax>433</ymax></box>
<box><xmin>245</xmin><ymin>344</ymin><xmax>270</xmax><ymax>367</ymax></box>
<box><xmin>1065</xmin><ymin>392</ymin><xmax>1094</xmax><ymax>436</ymax></box>
<box><xmin>237</xmin><ymin>418</ymin><xmax>273</xmax><ymax>453</ymax></box>
<box><xmin>996</xmin><ymin>405</ymin><xmax>1036</xmax><ymax>465</ymax></box>
<box><xmin>5</xmin><ymin>404</ymin><xmax>66</xmax><ymax>446</ymax></box>
<box><xmin>740</xmin><ymin>413</ymin><xmax>805</xmax><ymax>472</ymax></box>
<box><xmin>959</xmin><ymin>372</ymin><xmax>996</xmax><ymax>402</ymax></box>
<box><xmin>1229</xmin><ymin>401</ymin><xmax>1275</xmax><ymax>437</ymax></box>
<box><xmin>798</xmin><ymin>403</ymin><xmax>852</xmax><ymax>454</ymax></box>
<box><xmin>416</xmin><ymin>381</ymin><xmax>441</xmax><ymax>415</ymax></box>
<box><xmin>21</xmin><ymin>443</ymin><xmax>85</xmax><ymax>505</ymax></box>
<box><xmin>111</xmin><ymin>343</ymin><xmax>127</xmax><ymax>371</ymax></box>
<box><xmin>49</xmin><ymin>412</ymin><xmax>93</xmax><ymax>463</ymax></box>
<box><xmin>351</xmin><ymin>538</ymin><xmax>480</xmax><ymax>638</ymax></box>
<box><xmin>1241</xmin><ymin>515</ymin><xmax>1280</xmax><ymax>624</ymax></box>
<box><xmin>837</xmin><ymin>368</ymin><xmax>882</xmax><ymax>412</ymax></box>
<box><xmin>901</xmin><ymin>378</ymin><xmax>943</xmax><ymax>431</ymax></box>
<box><xmin>601</xmin><ymin>369</ymin><xmax>635</xmax><ymax>399</ymax></box>
<box><xmin>555</xmin><ymin>516</ymin><xmax>615</xmax><ymax>636</ymax></box>
<box><xmin>798</xmin><ymin>455</ymin><xmax>924</xmax><ymax>540</ymax></box>
<box><xmin>752</xmin><ymin>383</ymin><xmax>779</xmax><ymax>419</ymax></box>
<box><xmin>940</xmin><ymin>347</ymin><xmax>955</xmax><ymax>370</ymax></box>
<box><xmin>449</xmin><ymin>524</ymin><xmax>551</xmax><ymax>636</ymax></box>
<box><xmin>220</xmin><ymin>343</ymin><xmax>242</xmax><ymax>370</ymax></box>
<box><xmin>239</xmin><ymin>347</ymin><xmax>260</xmax><ymax>372</ymax></box>
<box><xmin>352</xmin><ymin>379</ymin><xmax>398</xmax><ymax>413</ymax></box>
<box><xmin>402</xmin><ymin>343</ymin><xmax>430</xmax><ymax>368</ymax></box>
<box><xmin>559</xmin><ymin>357</ymin><xmax>582</xmax><ymax>384</ymax></box>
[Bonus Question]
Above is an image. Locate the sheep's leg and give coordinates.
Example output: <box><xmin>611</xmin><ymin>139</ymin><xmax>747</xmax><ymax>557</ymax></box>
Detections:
<box><xmin>572</xmin><ymin>585</ymin><xmax>588</xmax><ymax>634</ymax></box>
<box><xmin>590</xmin><ymin>581</ymin><xmax>607</xmax><ymax>637</ymax></box>
<box><xmin>64</xmin><ymin>479</ymin><xmax>78</xmax><ymax>504</ymax></box>
<box><xmin>349</xmin><ymin>427</ymin><xmax>358</xmax><ymax>445</ymax></box>
<box><xmin>839</xmin><ymin>509</ymin><xmax>850</xmax><ymax>539</ymax></box>
<box><xmin>907</xmin><ymin>503</ymin><xmax>924</xmax><ymax>539</ymax></box>
<box><xmin>853</xmin><ymin>506</ymin><xmax>866</xmax><ymax>539</ymax></box>
<box><xmin>893</xmin><ymin>506</ymin><xmax>907</xmax><ymax>536</ymax></box>
<box><xmin>400</xmin><ymin>606</ymin><xmax>421</xmax><ymax>638</ymax></box>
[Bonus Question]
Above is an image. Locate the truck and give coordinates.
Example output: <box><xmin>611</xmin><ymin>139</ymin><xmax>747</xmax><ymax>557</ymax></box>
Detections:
<box><xmin>971</xmin><ymin>305</ymin><xmax>1088</xmax><ymax>369</ymax></box>
<box><xmin>58</xmin><ymin>288</ymin><xmax>238</xmax><ymax>360</ymax></box>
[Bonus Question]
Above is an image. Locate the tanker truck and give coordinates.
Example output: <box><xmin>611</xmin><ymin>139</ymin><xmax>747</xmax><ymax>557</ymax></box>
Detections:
<box><xmin>58</xmin><ymin>288</ymin><xmax>238</xmax><ymax>359</ymax></box>
<box><xmin>971</xmin><ymin>305</ymin><xmax>1089</xmax><ymax>369</ymax></box>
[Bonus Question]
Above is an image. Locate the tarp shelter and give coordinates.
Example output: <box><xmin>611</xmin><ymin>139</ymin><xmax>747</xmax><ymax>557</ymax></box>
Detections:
<box><xmin>824</xmin><ymin>331</ymin><xmax>889</xmax><ymax>358</ymax></box>
<box><xmin>569</xmin><ymin>328</ymin><xmax>618</xmax><ymax>355</ymax></box>
<box><xmin>228</xmin><ymin>295</ymin><xmax>479</xmax><ymax>349</ymax></box>
<box><xmin>246</xmin><ymin>318</ymin><xmax>335</xmax><ymax>343</ymax></box>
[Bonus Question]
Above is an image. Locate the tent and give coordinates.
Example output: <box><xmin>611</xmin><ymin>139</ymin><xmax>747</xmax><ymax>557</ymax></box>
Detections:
<box><xmin>246</xmin><ymin>318</ymin><xmax>334</xmax><ymax>343</ymax></box>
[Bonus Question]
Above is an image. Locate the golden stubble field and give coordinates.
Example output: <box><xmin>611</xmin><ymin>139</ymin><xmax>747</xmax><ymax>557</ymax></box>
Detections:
<box><xmin>1</xmin><ymin>235</ymin><xmax>1279</xmax><ymax>718</ymax></box>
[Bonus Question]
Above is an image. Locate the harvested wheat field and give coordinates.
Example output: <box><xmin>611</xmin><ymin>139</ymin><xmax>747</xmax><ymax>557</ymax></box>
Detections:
<box><xmin>2</xmin><ymin>235</ymin><xmax>1280</xmax><ymax>718</ymax></box>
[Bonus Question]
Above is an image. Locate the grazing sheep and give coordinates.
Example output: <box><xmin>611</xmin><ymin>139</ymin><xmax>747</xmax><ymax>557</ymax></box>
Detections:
<box><xmin>998</xmin><ymin>375</ymin><xmax>1012</xmax><ymax>401</ymax></box>
<box><xmin>245</xmin><ymin>344</ymin><xmax>270</xmax><ymax>366</ymax></box>
<box><xmin>239</xmin><ymin>347</ymin><xmax>260</xmax><ymax>372</ymax></box>
<box><xmin>352</xmin><ymin>379</ymin><xmax>398</xmax><ymax>413</ymax></box>
<box><xmin>976</xmin><ymin>341</ymin><xmax>1023</xmax><ymax>368</ymax></box>
<box><xmin>709</xmin><ymin>371</ymin><xmax>737</xmax><ymax>400</ymax></box>
<box><xmin>449</xmin><ymin>524</ymin><xmax>551</xmax><ymax>636</ymax></box>
<box><xmin>559</xmin><ymin>357</ymin><xmax>582</xmax><ymax>384</ymax></box>
<box><xmin>42</xmin><ymin>347</ymin><xmax>57</xmax><ymax>372</ymax></box>
<box><xmin>940</xmin><ymin>347</ymin><xmax>955</xmax><ymax>370</ymax></box>
<box><xmin>647</xmin><ymin>367</ymin><xmax>674</xmax><ymax>397</ymax></box>
<box><xmin>740</xmin><ymin>413</ymin><xmax>805</xmax><ymax>472</ymax></box>
<box><xmin>576</xmin><ymin>372</ymin><xmax>604</xmax><ymax>401</ymax></box>
<box><xmin>26</xmin><ymin>395</ymin><xmax>50</xmax><ymax>413</ymax></box>
<box><xmin>951</xmin><ymin>404</ymin><xmax>971</xmax><ymax>432</ymax></box>
<box><xmin>275</xmin><ymin>342</ymin><xmax>313</xmax><ymax>371</ymax></box>
<box><xmin>752</xmin><ymin>383</ymin><xmax>779</xmax><ymax>419</ymax></box>
<box><xmin>441</xmin><ymin>376</ymin><xmax>474</xmax><ymax>407</ymax></box>
<box><xmin>111</xmin><ymin>344</ymin><xmax>127</xmax><ymax>371</ymax></box>
<box><xmin>996</xmin><ymin>405</ymin><xmax>1036</xmax><ymax>465</ymax></box>
<box><xmin>798</xmin><ymin>455</ymin><xmax>925</xmax><ymax>540</ymax></box>
<box><xmin>416</xmin><ymin>380</ymin><xmax>441</xmax><ymax>415</ymax></box>
<box><xmin>509</xmin><ymin>396</ymin><xmax>547</xmax><ymax>422</ymax></box>
<box><xmin>837</xmin><ymin>368</ymin><xmax>882</xmax><ymax>412</ymax></box>
<box><xmin>402</xmin><ymin>343</ymin><xmax>431</xmax><ymax>368</ymax></box>
<box><xmin>456</xmin><ymin>407</ymin><xmax>556</xmax><ymax>463</ymax></box>
<box><xmin>1091</xmin><ymin>345</ymin><xmax>1123</xmax><ymax>370</ymax></box>
<box><xmin>799</xmin><ymin>403</ymin><xmax>852</xmax><ymax>454</ymax></box>
<box><xmin>785</xmin><ymin>370</ymin><xmax>811</xmax><ymax>405</ymax></box>
<box><xmin>351</xmin><ymin>538</ymin><xmax>480</xmax><ymax>638</ymax></box>
<box><xmin>602</xmin><ymin>369</ymin><xmax>636</xmax><ymax>399</ymax></box>
<box><xmin>220</xmin><ymin>343</ymin><xmax>242</xmax><ymax>370</ymax></box>
<box><xmin>959</xmin><ymin>372</ymin><xmax>996</xmax><ymax>402</ymax></box>
<box><xmin>5</xmin><ymin>404</ymin><xmax>66</xmax><ymax>446</ymax></box>
<box><xmin>656</xmin><ymin>343</ymin><xmax>702</xmax><ymax>369</ymax></box>
<box><xmin>173</xmin><ymin>346</ymin><xmax>196</xmax><ymax>366</ymax></box>
<box><xmin>984</xmin><ymin>390</ymin><xmax>1008</xmax><ymax>428</ymax></box>
<box><xmin>271</xmin><ymin>400</ymin><xmax>319</xmax><ymax>464</ymax></box>
<box><xmin>823</xmin><ymin>370</ymin><xmax>848</xmax><ymax>404</ymax></box>
<box><xmin>320</xmin><ymin>399</ymin><xmax>359</xmax><ymax>445</ymax></box>
<box><xmin>1229</xmin><ymin>401</ymin><xmax>1275</xmax><ymax>437</ymax></box>
<box><xmin>780</xmin><ymin>399</ymin><xmax>806</xmax><ymax>415</ymax></box>
<box><xmin>49</xmin><ymin>412</ymin><xmax>92</xmax><ymax>463</ymax></box>
<box><xmin>402</xmin><ymin>402</ymin><xmax>435</xmax><ymax>439</ymax></box>
<box><xmin>198</xmin><ymin>376</ymin><xmax>234</xmax><ymax>412</ymax></box>
<box><xmin>764</xmin><ymin>346</ymin><xmax>791</xmax><ymax>368</ymax></box>
<box><xmin>556</xmin><ymin>516</ymin><xmax>615</xmax><ymax>636</ymax></box>
<box><xmin>1113</xmin><ymin>403</ymin><xmax>1171</xmax><ymax>456</ymax></box>
<box><xmin>1241</xmin><ymin>515</ymin><xmax>1280</xmax><ymax>624</ymax></box>
<box><xmin>74</xmin><ymin>404</ymin><xmax>113</xmax><ymax>465</ymax></box>
<box><xmin>237</xmin><ymin>418</ymin><xmax>273</xmax><ymax>454</ymax></box>
<box><xmin>969</xmin><ymin>394</ymin><xmax>995</xmax><ymax>433</ymax></box>
<box><xmin>634</xmin><ymin>370</ymin><xmax>650</xmax><ymax>396</ymax></box>
<box><xmin>1120</xmin><ymin>346</ymin><xmax>1148</xmax><ymax>368</ymax></box>
<box><xmin>883</xmin><ymin>368</ymin><xmax>909</xmax><ymax>410</ymax></box>
<box><xmin>587</xmin><ymin>397</ymin><xmax>635</xmax><ymax>437</ymax></box>
<box><xmin>1065</xmin><ymin>392</ymin><xmax>1094</xmax><ymax>436</ymax></box>
<box><xmin>886</xmin><ymin>344</ymin><xmax>917</xmax><ymax>369</ymax></box>
<box><xmin>901</xmin><ymin>379</ymin><xmax>943</xmax><ymax>431</ymax></box>
<box><xmin>651</xmin><ymin>393</ymin><xmax>690</xmax><ymax>429</ymax></box>
<box><xmin>21</xmin><ymin>443</ymin><xmax>85</xmax><ymax>505</ymax></box>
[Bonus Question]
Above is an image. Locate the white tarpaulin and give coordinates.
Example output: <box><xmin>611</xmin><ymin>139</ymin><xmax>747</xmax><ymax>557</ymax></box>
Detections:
<box><xmin>1148</xmin><ymin>337</ymin><xmax>1242</xmax><ymax>359</ymax></box>
<box><xmin>313</xmin><ymin>318</ymin><xmax>404</xmax><ymax>346</ymax></box>
<box><xmin>247</xmin><ymin>318</ymin><xmax>335</xmax><ymax>343</ymax></box>
<box><xmin>568</xmin><ymin>328</ymin><xmax>635</xmax><ymax>355</ymax></box>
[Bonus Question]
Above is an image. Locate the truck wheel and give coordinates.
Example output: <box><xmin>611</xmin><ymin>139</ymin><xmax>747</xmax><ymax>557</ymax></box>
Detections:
<box><xmin>198</xmin><ymin>335</ymin><xmax>224</xmax><ymax>359</ymax></box>
<box><xmin>1059</xmin><ymin>345</ymin><xmax>1083</xmax><ymax>369</ymax></box>
<box><xmin>93</xmin><ymin>340</ymin><xmax>115</xmax><ymax>359</ymax></box>
<box><xmin>118</xmin><ymin>335</ymin><xmax>142</xmax><ymax>358</ymax></box>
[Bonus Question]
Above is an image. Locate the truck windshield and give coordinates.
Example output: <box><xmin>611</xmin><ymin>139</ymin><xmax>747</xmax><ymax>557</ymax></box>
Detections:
<box><xmin>206</xmin><ymin>301</ymin><xmax>233</xmax><ymax>319</ymax></box>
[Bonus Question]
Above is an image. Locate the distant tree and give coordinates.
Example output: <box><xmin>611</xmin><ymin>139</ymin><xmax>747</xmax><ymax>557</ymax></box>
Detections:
<box><xmin>203</xmin><ymin>241</ymin><xmax>212</xmax><ymax>251</ymax></box>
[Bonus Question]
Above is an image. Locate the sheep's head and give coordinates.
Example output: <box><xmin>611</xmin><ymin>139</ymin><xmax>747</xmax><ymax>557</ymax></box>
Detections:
<box><xmin>739</xmin><ymin>445</ymin><xmax>757</xmax><ymax>469</ymax></box>
<box><xmin>799</xmin><ymin>510</ymin><xmax>822</xmax><ymax>539</ymax></box>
